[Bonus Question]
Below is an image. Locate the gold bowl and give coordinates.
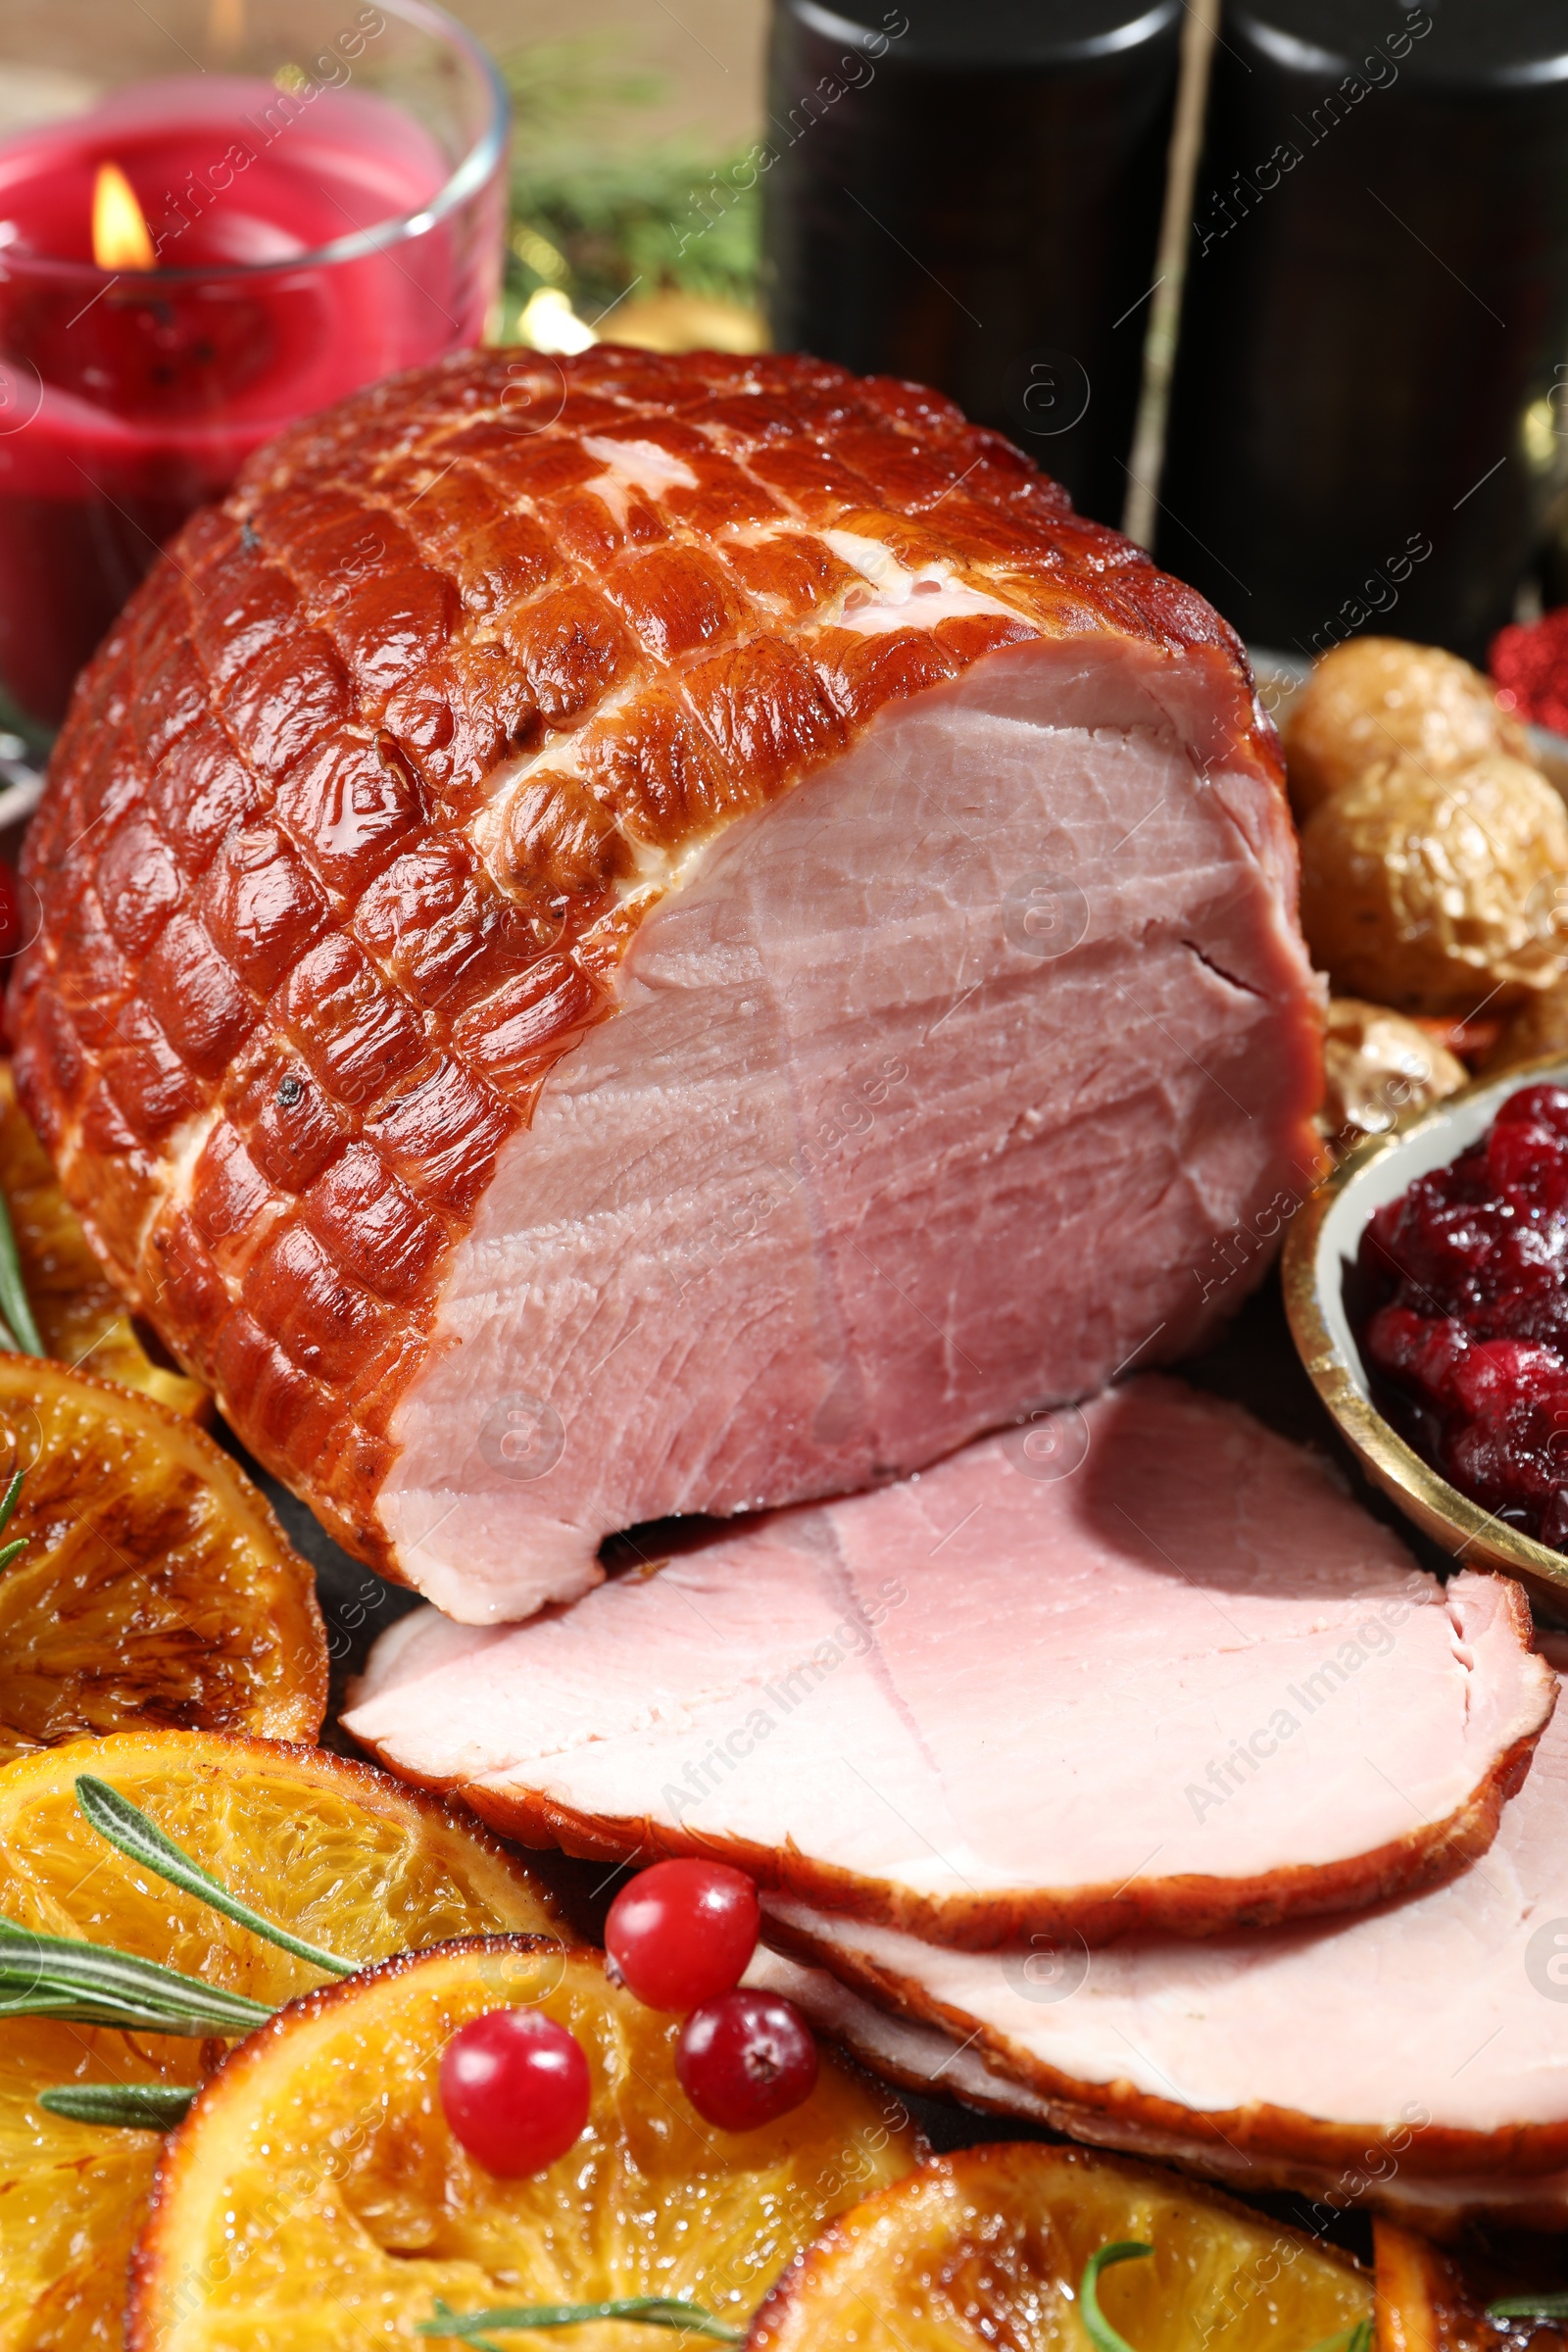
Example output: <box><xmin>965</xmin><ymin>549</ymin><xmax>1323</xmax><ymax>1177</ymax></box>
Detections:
<box><xmin>1282</xmin><ymin>1055</ymin><xmax>1568</xmax><ymax>1618</ymax></box>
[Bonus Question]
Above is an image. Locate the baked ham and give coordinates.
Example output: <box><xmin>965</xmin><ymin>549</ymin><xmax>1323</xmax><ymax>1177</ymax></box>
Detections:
<box><xmin>13</xmin><ymin>348</ymin><xmax>1323</xmax><ymax>1620</ymax></box>
<box><xmin>753</xmin><ymin>1635</ymin><xmax>1568</xmax><ymax>2216</ymax></box>
<box><xmin>747</xmin><ymin>1949</ymin><xmax>1568</xmax><ymax>2234</ymax></box>
<box><xmin>344</xmin><ymin>1378</ymin><xmax>1553</xmax><ymax>1945</ymax></box>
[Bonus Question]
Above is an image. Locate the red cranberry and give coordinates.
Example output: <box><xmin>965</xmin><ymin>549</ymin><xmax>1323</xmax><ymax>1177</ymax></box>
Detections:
<box><xmin>1486</xmin><ymin>1220</ymin><xmax>1565</xmax><ymax>1299</ymax></box>
<box><xmin>1450</xmin><ymin>1339</ymin><xmax>1562</xmax><ymax>1423</ymax></box>
<box><xmin>439</xmin><ymin>2007</ymin><xmax>591</xmax><ymax>2177</ymax></box>
<box><xmin>1351</xmin><ymin>1087</ymin><xmax>1568</xmax><ymax>1554</ymax></box>
<box><xmin>606</xmin><ymin>1859</ymin><xmax>760</xmax><ymax>2012</ymax></box>
<box><xmin>1487</xmin><ymin>1121</ymin><xmax>1568</xmax><ymax>1218</ymax></box>
<box><xmin>1363</xmin><ymin>1305</ymin><xmax>1469</xmax><ymax>1404</ymax></box>
<box><xmin>1494</xmin><ymin>1085</ymin><xmax>1568</xmax><ymax>1137</ymax></box>
<box><xmin>675</xmin><ymin>1988</ymin><xmax>818</xmax><ymax>2132</ymax></box>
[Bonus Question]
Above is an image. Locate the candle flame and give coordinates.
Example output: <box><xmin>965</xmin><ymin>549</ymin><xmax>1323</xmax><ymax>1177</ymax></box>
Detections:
<box><xmin>92</xmin><ymin>163</ymin><xmax>157</xmax><ymax>272</ymax></box>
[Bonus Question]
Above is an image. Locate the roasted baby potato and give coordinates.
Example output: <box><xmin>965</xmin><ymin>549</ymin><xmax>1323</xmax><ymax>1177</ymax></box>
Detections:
<box><xmin>1484</xmin><ymin>981</ymin><xmax>1568</xmax><ymax>1076</ymax></box>
<box><xmin>1321</xmin><ymin>998</ymin><xmax>1467</xmax><ymax>1144</ymax></box>
<box><xmin>1285</xmin><ymin>637</ymin><xmax>1529</xmax><ymax>818</ymax></box>
<box><xmin>1299</xmin><ymin>752</ymin><xmax>1568</xmax><ymax>1012</ymax></box>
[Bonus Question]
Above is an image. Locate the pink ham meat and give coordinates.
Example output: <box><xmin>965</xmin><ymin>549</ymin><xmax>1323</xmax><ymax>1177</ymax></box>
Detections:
<box><xmin>377</xmin><ymin>639</ymin><xmax>1315</xmax><ymax>1625</ymax></box>
<box><xmin>755</xmin><ymin>1636</ymin><xmax>1568</xmax><ymax>2208</ymax></box>
<box><xmin>746</xmin><ymin>1950</ymin><xmax>1568</xmax><ymax>2233</ymax></box>
<box><xmin>15</xmin><ymin>349</ymin><xmax>1324</xmax><ymax>1625</ymax></box>
<box><xmin>345</xmin><ymin>1377</ymin><xmax>1553</xmax><ymax>1947</ymax></box>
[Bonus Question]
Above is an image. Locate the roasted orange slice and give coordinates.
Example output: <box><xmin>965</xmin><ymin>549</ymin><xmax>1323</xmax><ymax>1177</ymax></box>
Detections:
<box><xmin>129</xmin><ymin>1939</ymin><xmax>920</xmax><ymax>2352</ymax></box>
<box><xmin>0</xmin><ymin>1355</ymin><xmax>326</xmax><ymax>1761</ymax></box>
<box><xmin>0</xmin><ymin>1729</ymin><xmax>562</xmax><ymax>2352</ymax></box>
<box><xmin>0</xmin><ymin>1062</ymin><xmax>207</xmax><ymax>1417</ymax></box>
<box><xmin>749</xmin><ymin>2142</ymin><xmax>1372</xmax><ymax>2352</ymax></box>
<box><xmin>1374</xmin><ymin>2218</ymin><xmax>1568</xmax><ymax>2352</ymax></box>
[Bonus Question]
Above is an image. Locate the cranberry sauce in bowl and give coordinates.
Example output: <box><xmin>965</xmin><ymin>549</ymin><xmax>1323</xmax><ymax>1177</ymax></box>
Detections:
<box><xmin>1357</xmin><ymin>1083</ymin><xmax>1568</xmax><ymax>1551</ymax></box>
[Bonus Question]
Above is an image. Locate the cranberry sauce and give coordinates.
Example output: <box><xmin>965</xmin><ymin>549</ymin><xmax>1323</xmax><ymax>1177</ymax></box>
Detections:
<box><xmin>1357</xmin><ymin>1084</ymin><xmax>1568</xmax><ymax>1550</ymax></box>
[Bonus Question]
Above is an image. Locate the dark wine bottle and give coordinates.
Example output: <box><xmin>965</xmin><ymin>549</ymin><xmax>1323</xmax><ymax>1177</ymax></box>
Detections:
<box><xmin>761</xmin><ymin>0</ymin><xmax>1181</xmax><ymax>524</ymax></box>
<box><xmin>1155</xmin><ymin>0</ymin><xmax>1568</xmax><ymax>662</ymax></box>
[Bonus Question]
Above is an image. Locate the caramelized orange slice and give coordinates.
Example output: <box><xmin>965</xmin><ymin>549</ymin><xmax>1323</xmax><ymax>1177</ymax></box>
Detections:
<box><xmin>1374</xmin><ymin>2218</ymin><xmax>1568</xmax><ymax>2352</ymax></box>
<box><xmin>0</xmin><ymin>1354</ymin><xmax>327</xmax><ymax>1760</ymax></box>
<box><xmin>0</xmin><ymin>1062</ymin><xmax>207</xmax><ymax>1417</ymax></box>
<box><xmin>749</xmin><ymin>2142</ymin><xmax>1372</xmax><ymax>2352</ymax></box>
<box><xmin>129</xmin><ymin>1939</ymin><xmax>920</xmax><ymax>2352</ymax></box>
<box><xmin>0</xmin><ymin>1729</ymin><xmax>562</xmax><ymax>2352</ymax></box>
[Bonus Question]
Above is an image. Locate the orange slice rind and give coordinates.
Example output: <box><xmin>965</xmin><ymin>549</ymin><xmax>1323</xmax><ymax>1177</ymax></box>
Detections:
<box><xmin>0</xmin><ymin>1062</ymin><xmax>207</xmax><ymax>1417</ymax></box>
<box><xmin>0</xmin><ymin>1728</ymin><xmax>563</xmax><ymax>2352</ymax></box>
<box><xmin>1373</xmin><ymin>2217</ymin><xmax>1568</xmax><ymax>2352</ymax></box>
<box><xmin>128</xmin><ymin>1938</ymin><xmax>921</xmax><ymax>2352</ymax></box>
<box><xmin>0</xmin><ymin>1353</ymin><xmax>327</xmax><ymax>1761</ymax></box>
<box><xmin>748</xmin><ymin>2141</ymin><xmax>1373</xmax><ymax>2352</ymax></box>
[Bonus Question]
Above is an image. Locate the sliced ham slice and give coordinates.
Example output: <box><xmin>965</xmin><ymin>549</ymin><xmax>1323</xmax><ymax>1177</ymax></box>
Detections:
<box><xmin>14</xmin><ymin>347</ymin><xmax>1324</xmax><ymax>1623</ymax></box>
<box><xmin>345</xmin><ymin>1377</ymin><xmax>1553</xmax><ymax>1947</ymax></box>
<box><xmin>747</xmin><ymin>1950</ymin><xmax>1568</xmax><ymax>2234</ymax></box>
<box><xmin>756</xmin><ymin>1640</ymin><xmax>1568</xmax><ymax>2193</ymax></box>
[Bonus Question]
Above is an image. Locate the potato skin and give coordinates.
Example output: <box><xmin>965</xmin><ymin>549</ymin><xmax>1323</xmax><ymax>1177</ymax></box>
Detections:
<box><xmin>1483</xmin><ymin>981</ymin><xmax>1568</xmax><ymax>1076</ymax></box>
<box><xmin>1320</xmin><ymin>998</ymin><xmax>1466</xmax><ymax>1143</ymax></box>
<box><xmin>1298</xmin><ymin>752</ymin><xmax>1568</xmax><ymax>1013</ymax></box>
<box><xmin>1284</xmin><ymin>638</ymin><xmax>1529</xmax><ymax>819</ymax></box>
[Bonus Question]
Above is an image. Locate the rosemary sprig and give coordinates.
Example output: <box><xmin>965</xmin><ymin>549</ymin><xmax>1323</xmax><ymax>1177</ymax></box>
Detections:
<box><xmin>0</xmin><ymin>1469</ymin><xmax>26</xmax><ymax>1572</ymax></box>
<box><xmin>1078</xmin><ymin>2247</ymin><xmax>1371</xmax><ymax>2352</ymax></box>
<box><xmin>1488</xmin><ymin>2297</ymin><xmax>1568</xmax><ymax>2322</ymax></box>
<box><xmin>0</xmin><ymin>1916</ymin><xmax>270</xmax><ymax>2034</ymax></box>
<box><xmin>5</xmin><ymin>1777</ymin><xmax>355</xmax><ymax>2112</ymax></box>
<box><xmin>0</xmin><ymin>1188</ymin><xmax>43</xmax><ymax>1356</ymax></box>
<box><xmin>1080</xmin><ymin>2242</ymin><xmax>1153</xmax><ymax>2352</ymax></box>
<box><xmin>74</xmin><ymin>1775</ymin><xmax>356</xmax><ymax>1978</ymax></box>
<box><xmin>421</xmin><ymin>2301</ymin><xmax>744</xmax><ymax>2349</ymax></box>
<box><xmin>1307</xmin><ymin>2325</ymin><xmax>1374</xmax><ymax>2352</ymax></box>
<box><xmin>39</xmin><ymin>2081</ymin><xmax>196</xmax><ymax>2130</ymax></box>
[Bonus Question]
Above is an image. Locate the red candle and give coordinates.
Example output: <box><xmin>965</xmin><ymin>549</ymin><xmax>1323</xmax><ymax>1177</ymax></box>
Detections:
<box><xmin>0</xmin><ymin>59</ymin><xmax>505</xmax><ymax>723</ymax></box>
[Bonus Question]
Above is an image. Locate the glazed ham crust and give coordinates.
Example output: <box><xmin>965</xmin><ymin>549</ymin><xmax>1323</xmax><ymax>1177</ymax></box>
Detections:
<box><xmin>12</xmin><ymin>346</ymin><xmax>1316</xmax><ymax>1584</ymax></box>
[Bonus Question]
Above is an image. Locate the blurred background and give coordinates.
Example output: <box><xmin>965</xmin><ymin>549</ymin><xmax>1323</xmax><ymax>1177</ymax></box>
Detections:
<box><xmin>412</xmin><ymin>0</ymin><xmax>1568</xmax><ymax>671</ymax></box>
<box><xmin>446</xmin><ymin>0</ymin><xmax>769</xmax><ymax>357</ymax></box>
<box><xmin>5</xmin><ymin>0</ymin><xmax>1568</xmax><ymax>709</ymax></box>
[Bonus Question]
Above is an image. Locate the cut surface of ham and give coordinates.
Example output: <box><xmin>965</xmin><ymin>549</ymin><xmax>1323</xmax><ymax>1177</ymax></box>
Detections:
<box><xmin>345</xmin><ymin>1378</ymin><xmax>1552</xmax><ymax>1946</ymax></box>
<box><xmin>756</xmin><ymin>1639</ymin><xmax>1568</xmax><ymax>2185</ymax></box>
<box><xmin>746</xmin><ymin>1949</ymin><xmax>1568</xmax><ymax>2233</ymax></box>
<box><xmin>14</xmin><ymin>348</ymin><xmax>1323</xmax><ymax>1620</ymax></box>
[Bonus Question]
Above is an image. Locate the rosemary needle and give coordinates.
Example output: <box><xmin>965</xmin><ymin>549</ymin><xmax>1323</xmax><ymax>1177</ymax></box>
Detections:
<box><xmin>74</xmin><ymin>1776</ymin><xmax>356</xmax><ymax>1978</ymax></box>
<box><xmin>1079</xmin><ymin>2242</ymin><xmax>1153</xmax><ymax>2352</ymax></box>
<box><xmin>420</xmin><ymin>2299</ymin><xmax>744</xmax><ymax>2347</ymax></box>
<box><xmin>0</xmin><ymin>1187</ymin><xmax>43</xmax><ymax>1356</ymax></box>
<box><xmin>1078</xmin><ymin>2246</ymin><xmax>1372</xmax><ymax>2352</ymax></box>
<box><xmin>40</xmin><ymin>2082</ymin><xmax>196</xmax><ymax>2131</ymax></box>
<box><xmin>0</xmin><ymin>1917</ymin><xmax>270</xmax><ymax>2035</ymax></box>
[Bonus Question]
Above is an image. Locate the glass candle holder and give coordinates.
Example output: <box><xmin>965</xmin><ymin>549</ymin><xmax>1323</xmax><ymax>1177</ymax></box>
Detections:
<box><xmin>0</xmin><ymin>0</ymin><xmax>508</xmax><ymax>727</ymax></box>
